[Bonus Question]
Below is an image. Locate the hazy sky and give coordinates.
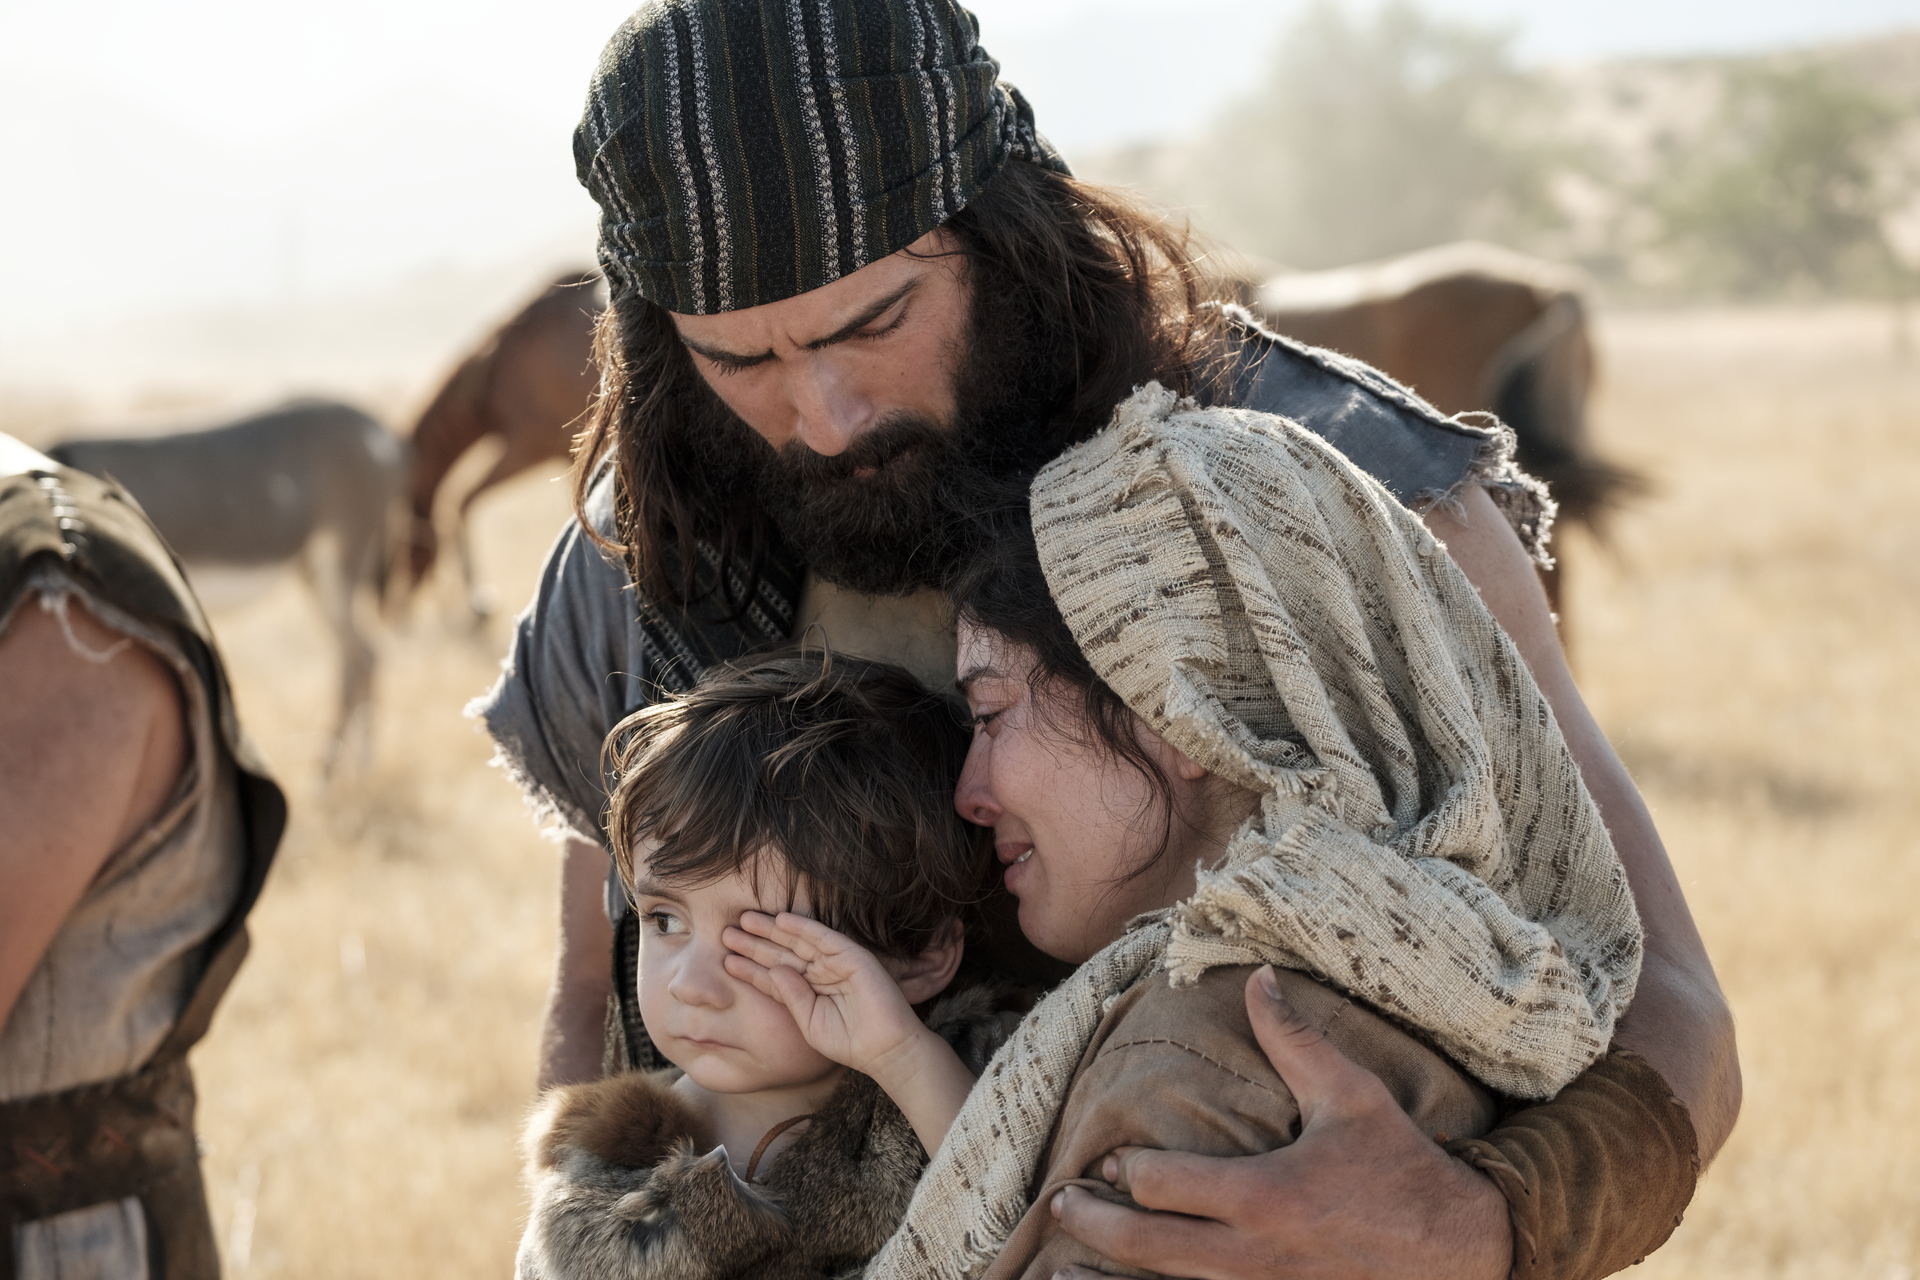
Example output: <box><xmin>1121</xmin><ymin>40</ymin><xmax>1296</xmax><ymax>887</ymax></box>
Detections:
<box><xmin>4</xmin><ymin>0</ymin><xmax>1918</xmax><ymax>340</ymax></box>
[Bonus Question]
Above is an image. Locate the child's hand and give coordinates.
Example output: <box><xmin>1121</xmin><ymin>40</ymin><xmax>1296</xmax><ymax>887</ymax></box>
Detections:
<box><xmin>722</xmin><ymin>912</ymin><xmax>927</xmax><ymax>1078</ymax></box>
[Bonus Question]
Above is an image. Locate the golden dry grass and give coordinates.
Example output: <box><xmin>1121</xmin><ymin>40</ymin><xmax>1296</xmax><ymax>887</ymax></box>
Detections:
<box><xmin>1567</xmin><ymin>307</ymin><xmax>1920</xmax><ymax>1278</ymax></box>
<box><xmin>185</xmin><ymin>464</ymin><xmax>578</xmax><ymax>1278</ymax></box>
<box><xmin>97</xmin><ymin>305</ymin><xmax>1920</xmax><ymax>1276</ymax></box>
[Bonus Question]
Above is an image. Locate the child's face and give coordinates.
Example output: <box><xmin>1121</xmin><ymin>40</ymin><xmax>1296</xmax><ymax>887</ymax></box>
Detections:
<box><xmin>631</xmin><ymin>850</ymin><xmax>844</xmax><ymax>1095</ymax></box>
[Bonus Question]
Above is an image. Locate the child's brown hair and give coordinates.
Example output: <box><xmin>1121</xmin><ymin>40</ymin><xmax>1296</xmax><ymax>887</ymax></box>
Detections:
<box><xmin>605</xmin><ymin>647</ymin><xmax>985</xmax><ymax>959</ymax></box>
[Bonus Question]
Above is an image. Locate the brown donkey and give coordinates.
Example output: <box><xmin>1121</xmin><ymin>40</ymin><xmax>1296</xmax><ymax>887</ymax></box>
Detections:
<box><xmin>51</xmin><ymin>399</ymin><xmax>406</xmax><ymax>775</ymax></box>
<box><xmin>405</xmin><ymin>270</ymin><xmax>603</xmax><ymax>619</ymax></box>
<box><xmin>1249</xmin><ymin>241</ymin><xmax>1644</xmax><ymax>630</ymax></box>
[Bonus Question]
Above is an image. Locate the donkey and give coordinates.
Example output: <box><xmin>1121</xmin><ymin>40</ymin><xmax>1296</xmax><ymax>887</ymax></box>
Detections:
<box><xmin>50</xmin><ymin>399</ymin><xmax>407</xmax><ymax>774</ymax></box>
<box><xmin>1249</xmin><ymin>241</ymin><xmax>1644</xmax><ymax>625</ymax></box>
<box><xmin>404</xmin><ymin>270</ymin><xmax>603</xmax><ymax>620</ymax></box>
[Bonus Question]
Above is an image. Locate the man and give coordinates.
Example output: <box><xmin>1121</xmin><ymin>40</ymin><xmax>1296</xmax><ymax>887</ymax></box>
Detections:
<box><xmin>1</xmin><ymin>434</ymin><xmax>285</xmax><ymax>1279</ymax></box>
<box><xmin>476</xmin><ymin>2</ymin><xmax>1738</xmax><ymax>1276</ymax></box>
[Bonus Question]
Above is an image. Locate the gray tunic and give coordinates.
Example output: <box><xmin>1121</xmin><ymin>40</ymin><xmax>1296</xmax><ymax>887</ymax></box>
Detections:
<box><xmin>473</xmin><ymin>322</ymin><xmax>1548</xmax><ymax>851</ymax></box>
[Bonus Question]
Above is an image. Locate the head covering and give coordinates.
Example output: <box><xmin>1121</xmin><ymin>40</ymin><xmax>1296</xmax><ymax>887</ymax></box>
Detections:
<box><xmin>866</xmin><ymin>385</ymin><xmax>1642</xmax><ymax>1280</ymax></box>
<box><xmin>575</xmin><ymin>0</ymin><xmax>1069</xmax><ymax>315</ymax></box>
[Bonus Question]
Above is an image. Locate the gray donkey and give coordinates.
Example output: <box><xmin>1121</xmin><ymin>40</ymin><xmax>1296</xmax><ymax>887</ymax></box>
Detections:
<box><xmin>51</xmin><ymin>399</ymin><xmax>407</xmax><ymax>774</ymax></box>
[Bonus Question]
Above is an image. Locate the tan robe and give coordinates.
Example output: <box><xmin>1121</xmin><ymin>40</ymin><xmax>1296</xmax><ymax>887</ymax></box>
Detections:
<box><xmin>982</xmin><ymin>964</ymin><xmax>1496</xmax><ymax>1280</ymax></box>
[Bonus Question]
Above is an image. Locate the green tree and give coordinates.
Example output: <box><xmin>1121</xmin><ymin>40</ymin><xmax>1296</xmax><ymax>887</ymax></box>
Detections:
<box><xmin>1199</xmin><ymin>1</ymin><xmax>1560</xmax><ymax>269</ymax></box>
<box><xmin>1655</xmin><ymin>64</ymin><xmax>1911</xmax><ymax>298</ymax></box>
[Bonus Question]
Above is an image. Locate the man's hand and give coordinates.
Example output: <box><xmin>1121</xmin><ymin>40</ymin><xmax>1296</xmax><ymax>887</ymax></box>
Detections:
<box><xmin>1051</xmin><ymin>967</ymin><xmax>1510</xmax><ymax>1280</ymax></box>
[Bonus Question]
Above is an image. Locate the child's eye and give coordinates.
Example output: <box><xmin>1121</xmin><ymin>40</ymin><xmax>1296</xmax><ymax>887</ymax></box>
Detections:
<box><xmin>646</xmin><ymin>910</ymin><xmax>687</xmax><ymax>937</ymax></box>
<box><xmin>969</xmin><ymin>708</ymin><xmax>1003</xmax><ymax>731</ymax></box>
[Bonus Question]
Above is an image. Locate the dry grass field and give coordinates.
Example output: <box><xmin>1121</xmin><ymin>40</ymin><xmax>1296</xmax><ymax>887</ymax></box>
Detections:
<box><xmin>15</xmin><ymin>303</ymin><xmax>1917</xmax><ymax>1277</ymax></box>
<box><xmin>1566</xmin><ymin>307</ymin><xmax>1920</xmax><ymax>1279</ymax></box>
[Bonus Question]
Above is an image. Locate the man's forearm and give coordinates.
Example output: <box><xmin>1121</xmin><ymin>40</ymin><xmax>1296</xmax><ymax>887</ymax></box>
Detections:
<box><xmin>538</xmin><ymin>836</ymin><xmax>618</xmax><ymax>1090</ymax></box>
<box><xmin>1427</xmin><ymin>486</ymin><xmax>1740</xmax><ymax>1158</ymax></box>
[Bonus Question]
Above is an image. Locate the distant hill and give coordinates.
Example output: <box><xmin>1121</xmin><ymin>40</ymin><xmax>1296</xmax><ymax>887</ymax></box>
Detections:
<box><xmin>1076</xmin><ymin>25</ymin><xmax>1920</xmax><ymax>298</ymax></box>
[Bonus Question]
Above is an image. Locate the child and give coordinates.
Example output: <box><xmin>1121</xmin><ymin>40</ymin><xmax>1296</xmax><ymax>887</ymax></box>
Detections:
<box><xmin>515</xmin><ymin>649</ymin><xmax>1008</xmax><ymax>1280</ymax></box>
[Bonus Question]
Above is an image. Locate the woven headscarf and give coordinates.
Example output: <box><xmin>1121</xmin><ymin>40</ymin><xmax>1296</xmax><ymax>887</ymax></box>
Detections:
<box><xmin>866</xmin><ymin>385</ymin><xmax>1642</xmax><ymax>1279</ymax></box>
<box><xmin>575</xmin><ymin>0</ymin><xmax>1068</xmax><ymax>314</ymax></box>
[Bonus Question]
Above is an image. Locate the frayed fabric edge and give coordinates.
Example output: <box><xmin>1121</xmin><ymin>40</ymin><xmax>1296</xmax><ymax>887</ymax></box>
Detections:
<box><xmin>463</xmin><ymin>694</ymin><xmax>602</xmax><ymax>849</ymax></box>
<box><xmin>1414</xmin><ymin>412</ymin><xmax>1559</xmax><ymax>571</ymax></box>
<box><xmin>1209</xmin><ymin>304</ymin><xmax>1558</xmax><ymax>568</ymax></box>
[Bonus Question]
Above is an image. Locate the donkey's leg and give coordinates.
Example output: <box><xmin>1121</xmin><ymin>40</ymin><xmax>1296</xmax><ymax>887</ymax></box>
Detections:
<box><xmin>307</xmin><ymin>527</ymin><xmax>379</xmax><ymax>777</ymax></box>
<box><xmin>452</xmin><ymin>438</ymin><xmax>558</xmax><ymax>626</ymax></box>
<box><xmin>452</xmin><ymin>507</ymin><xmax>491</xmax><ymax>627</ymax></box>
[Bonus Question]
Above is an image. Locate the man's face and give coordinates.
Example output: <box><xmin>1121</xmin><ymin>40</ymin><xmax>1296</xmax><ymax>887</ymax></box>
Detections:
<box><xmin>668</xmin><ymin>229</ymin><xmax>1052</xmax><ymax>595</ymax></box>
<box><xmin>670</xmin><ymin>228</ymin><xmax>971</xmax><ymax>463</ymax></box>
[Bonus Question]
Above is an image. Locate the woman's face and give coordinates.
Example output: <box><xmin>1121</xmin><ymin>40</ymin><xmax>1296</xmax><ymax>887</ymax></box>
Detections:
<box><xmin>953</xmin><ymin>621</ymin><xmax>1229</xmax><ymax>964</ymax></box>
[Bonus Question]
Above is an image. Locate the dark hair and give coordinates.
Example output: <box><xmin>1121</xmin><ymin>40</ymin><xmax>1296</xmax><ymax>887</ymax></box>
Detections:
<box><xmin>944</xmin><ymin>505</ymin><xmax>1180</xmax><ymax>880</ymax></box>
<box><xmin>604</xmin><ymin>648</ymin><xmax>986</xmax><ymax>959</ymax></box>
<box><xmin>570</xmin><ymin>160</ymin><xmax>1226</xmax><ymax>617</ymax></box>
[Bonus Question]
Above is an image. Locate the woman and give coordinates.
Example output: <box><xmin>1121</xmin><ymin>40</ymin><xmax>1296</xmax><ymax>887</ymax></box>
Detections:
<box><xmin>864</xmin><ymin>385</ymin><xmax>1647</xmax><ymax>1280</ymax></box>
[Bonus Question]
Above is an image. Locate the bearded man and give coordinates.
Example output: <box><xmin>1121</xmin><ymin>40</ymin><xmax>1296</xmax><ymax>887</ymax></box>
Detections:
<box><xmin>475</xmin><ymin>2</ymin><xmax>1739</xmax><ymax>1276</ymax></box>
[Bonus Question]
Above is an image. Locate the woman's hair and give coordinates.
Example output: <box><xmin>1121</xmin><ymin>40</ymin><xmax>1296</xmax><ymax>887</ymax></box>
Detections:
<box><xmin>604</xmin><ymin>648</ymin><xmax>986</xmax><ymax>959</ymax></box>
<box><xmin>944</xmin><ymin>505</ymin><xmax>1181</xmax><ymax>878</ymax></box>
<box><xmin>570</xmin><ymin>160</ymin><xmax>1225</xmax><ymax>617</ymax></box>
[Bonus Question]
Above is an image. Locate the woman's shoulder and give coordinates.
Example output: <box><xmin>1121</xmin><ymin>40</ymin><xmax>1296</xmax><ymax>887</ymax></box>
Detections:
<box><xmin>1085</xmin><ymin>964</ymin><xmax>1321</xmax><ymax>1102</ymax></box>
<box><xmin>1088</xmin><ymin>965</ymin><xmax>1497</xmax><ymax>1143</ymax></box>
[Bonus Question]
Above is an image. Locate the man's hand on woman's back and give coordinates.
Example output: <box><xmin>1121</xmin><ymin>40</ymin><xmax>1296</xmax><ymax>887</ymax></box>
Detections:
<box><xmin>1048</xmin><ymin>967</ymin><xmax>1510</xmax><ymax>1280</ymax></box>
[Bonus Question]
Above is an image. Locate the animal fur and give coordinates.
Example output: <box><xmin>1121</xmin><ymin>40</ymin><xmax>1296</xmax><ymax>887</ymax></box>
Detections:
<box><xmin>516</xmin><ymin>986</ymin><xmax>1007</xmax><ymax>1280</ymax></box>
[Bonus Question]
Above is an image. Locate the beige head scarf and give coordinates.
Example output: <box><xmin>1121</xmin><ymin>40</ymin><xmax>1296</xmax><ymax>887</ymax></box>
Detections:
<box><xmin>868</xmin><ymin>384</ymin><xmax>1640</xmax><ymax>1279</ymax></box>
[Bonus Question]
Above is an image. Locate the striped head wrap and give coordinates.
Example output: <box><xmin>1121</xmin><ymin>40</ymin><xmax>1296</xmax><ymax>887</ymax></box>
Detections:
<box><xmin>574</xmin><ymin>0</ymin><xmax>1069</xmax><ymax>315</ymax></box>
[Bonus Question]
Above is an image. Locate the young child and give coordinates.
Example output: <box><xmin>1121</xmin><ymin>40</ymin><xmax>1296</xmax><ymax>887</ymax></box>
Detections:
<box><xmin>515</xmin><ymin>649</ymin><xmax>1008</xmax><ymax>1280</ymax></box>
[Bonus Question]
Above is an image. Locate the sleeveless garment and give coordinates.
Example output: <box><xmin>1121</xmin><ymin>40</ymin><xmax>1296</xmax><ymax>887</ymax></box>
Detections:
<box><xmin>1</xmin><ymin>446</ymin><xmax>286</xmax><ymax>1280</ymax></box>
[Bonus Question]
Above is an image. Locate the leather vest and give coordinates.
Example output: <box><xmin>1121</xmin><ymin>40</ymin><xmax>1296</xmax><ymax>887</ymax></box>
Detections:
<box><xmin>0</xmin><ymin>457</ymin><xmax>287</xmax><ymax>1280</ymax></box>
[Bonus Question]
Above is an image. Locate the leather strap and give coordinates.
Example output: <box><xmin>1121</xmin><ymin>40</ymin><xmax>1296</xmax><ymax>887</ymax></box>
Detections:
<box><xmin>0</xmin><ymin>1057</ymin><xmax>209</xmax><ymax>1280</ymax></box>
<box><xmin>744</xmin><ymin>1114</ymin><xmax>816</xmax><ymax>1185</ymax></box>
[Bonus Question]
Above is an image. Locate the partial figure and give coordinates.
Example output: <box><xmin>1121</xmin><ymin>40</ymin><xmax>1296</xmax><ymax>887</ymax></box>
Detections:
<box><xmin>517</xmin><ymin>652</ymin><xmax>1009</xmax><ymax>1280</ymax></box>
<box><xmin>404</xmin><ymin>270</ymin><xmax>602</xmax><ymax>623</ymax></box>
<box><xmin>1</xmin><ymin>433</ymin><xmax>286</xmax><ymax>1279</ymax></box>
<box><xmin>50</xmin><ymin>399</ymin><xmax>404</xmax><ymax>774</ymax></box>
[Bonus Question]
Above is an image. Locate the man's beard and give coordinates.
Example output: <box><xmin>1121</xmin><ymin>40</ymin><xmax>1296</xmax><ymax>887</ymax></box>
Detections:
<box><xmin>688</xmin><ymin>287</ymin><xmax>1067</xmax><ymax>596</ymax></box>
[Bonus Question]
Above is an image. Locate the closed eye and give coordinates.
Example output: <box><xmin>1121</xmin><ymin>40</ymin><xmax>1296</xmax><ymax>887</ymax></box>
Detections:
<box><xmin>700</xmin><ymin>351</ymin><xmax>771</xmax><ymax>378</ymax></box>
<box><xmin>854</xmin><ymin>305</ymin><xmax>909</xmax><ymax>343</ymax></box>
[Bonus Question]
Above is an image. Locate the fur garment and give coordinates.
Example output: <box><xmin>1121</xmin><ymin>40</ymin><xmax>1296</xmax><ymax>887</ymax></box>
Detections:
<box><xmin>516</xmin><ymin>987</ymin><xmax>1011</xmax><ymax>1280</ymax></box>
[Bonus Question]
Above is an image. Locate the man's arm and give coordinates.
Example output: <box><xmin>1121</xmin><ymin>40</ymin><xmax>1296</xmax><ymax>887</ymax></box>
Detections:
<box><xmin>537</xmin><ymin>835</ymin><xmax>616</xmax><ymax>1090</ymax></box>
<box><xmin>1431</xmin><ymin>485</ymin><xmax>1740</xmax><ymax>1156</ymax></box>
<box><xmin>0</xmin><ymin>595</ymin><xmax>187</xmax><ymax>1024</ymax></box>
